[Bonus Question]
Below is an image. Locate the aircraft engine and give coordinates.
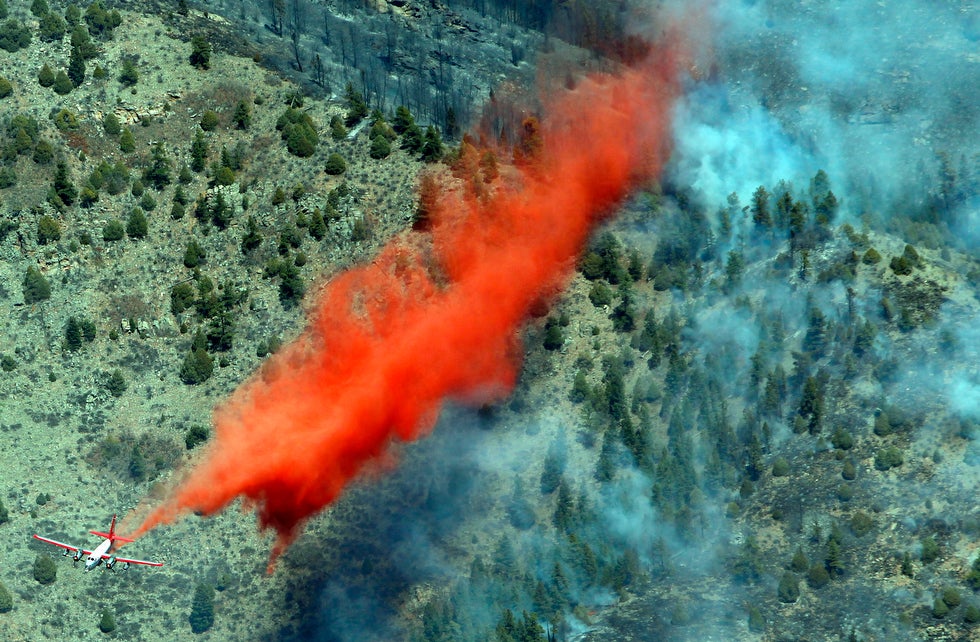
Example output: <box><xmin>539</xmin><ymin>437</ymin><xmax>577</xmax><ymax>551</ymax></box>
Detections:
<box><xmin>106</xmin><ymin>556</ymin><xmax>117</xmax><ymax>570</ymax></box>
<box><xmin>73</xmin><ymin>550</ymin><xmax>83</xmax><ymax>562</ymax></box>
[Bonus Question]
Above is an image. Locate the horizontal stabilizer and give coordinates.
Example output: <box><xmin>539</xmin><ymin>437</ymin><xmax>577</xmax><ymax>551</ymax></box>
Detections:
<box><xmin>90</xmin><ymin>530</ymin><xmax>111</xmax><ymax>538</ymax></box>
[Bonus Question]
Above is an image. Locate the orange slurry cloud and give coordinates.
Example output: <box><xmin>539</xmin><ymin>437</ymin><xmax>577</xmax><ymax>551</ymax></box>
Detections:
<box><xmin>127</xmin><ymin>40</ymin><xmax>683</xmax><ymax>570</ymax></box>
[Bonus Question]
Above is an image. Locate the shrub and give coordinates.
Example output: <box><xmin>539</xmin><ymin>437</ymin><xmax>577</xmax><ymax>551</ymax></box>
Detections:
<box><xmin>932</xmin><ymin>597</ymin><xmax>949</xmax><ymax>619</ymax></box>
<box><xmin>99</xmin><ymin>609</ymin><xmax>116</xmax><ymax>633</ymax></box>
<box><xmin>200</xmin><ymin>110</ymin><xmax>219</xmax><ymax>131</ymax></box>
<box><xmin>0</xmin><ymin>18</ymin><xmax>31</xmax><ymax>53</ymax></box>
<box><xmin>171</xmin><ymin>282</ymin><xmax>195</xmax><ymax>315</ymax></box>
<box><xmin>0</xmin><ymin>76</ymin><xmax>11</xmax><ymax>99</ymax></box>
<box><xmin>889</xmin><ymin>255</ymin><xmax>913</xmax><ymax>276</ymax></box>
<box><xmin>277</xmin><ymin>108</ymin><xmax>318</xmax><ymax>157</ymax></box>
<box><xmin>771</xmin><ymin>457</ymin><xmax>790</xmax><ymax>477</ymax></box>
<box><xmin>32</xmin><ymin>139</ymin><xmax>54</xmax><ymax>165</ymax></box>
<box><xmin>790</xmin><ymin>547</ymin><xmax>809</xmax><ymax>573</ymax></box>
<box><xmin>0</xmin><ymin>355</ymin><xmax>14</xmax><ymax>371</ymax></box>
<box><xmin>0</xmin><ymin>166</ymin><xmax>15</xmax><ymax>189</ymax></box>
<box><xmin>33</xmin><ymin>554</ymin><xmax>57</xmax><ymax>584</ymax></box>
<box><xmin>185</xmin><ymin>424</ymin><xmax>209</xmax><ymax>449</ymax></box>
<box><xmin>106</xmin><ymin>369</ymin><xmax>126</xmax><ymax>397</ymax></box>
<box><xmin>862</xmin><ymin>247</ymin><xmax>882</xmax><ymax>264</ymax></box>
<box><xmin>23</xmin><ymin>267</ymin><xmax>51</xmax><ymax>303</ymax></box>
<box><xmin>324</xmin><ymin>153</ymin><xmax>346</xmax><ymax>175</ymax></box>
<box><xmin>102</xmin><ymin>220</ymin><xmax>125</xmax><ymax>242</ymax></box>
<box><xmin>965</xmin><ymin>605</ymin><xmax>980</xmax><ymax>624</ymax></box>
<box><xmin>874</xmin><ymin>446</ymin><xmax>903</xmax><ymax>471</ymax></box>
<box><xmin>942</xmin><ymin>587</ymin><xmax>961</xmax><ymax>609</ymax></box>
<box><xmin>38</xmin><ymin>11</ymin><xmax>66</xmax><ymax>42</ymax></box>
<box><xmin>0</xmin><ymin>497</ymin><xmax>8</xmax><ymax>523</ymax></box>
<box><xmin>777</xmin><ymin>572</ymin><xmax>799</xmax><ymax>603</ymax></box>
<box><xmin>103</xmin><ymin>113</ymin><xmax>120</xmax><ymax>136</ymax></box>
<box><xmin>921</xmin><ymin>536</ymin><xmax>940</xmax><ymax>564</ymax></box>
<box><xmin>588</xmin><ymin>282</ymin><xmax>613</xmax><ymax>307</ymax></box>
<box><xmin>850</xmin><ymin>511</ymin><xmax>873</xmax><ymax>537</ymax></box>
<box><xmin>807</xmin><ymin>563</ymin><xmax>829</xmax><ymax>589</ymax></box>
<box><xmin>214</xmin><ymin>165</ymin><xmax>235</xmax><ymax>186</ymax></box>
<box><xmin>0</xmin><ymin>580</ymin><xmax>11</xmax><ymax>613</ymax></box>
<box><xmin>37</xmin><ymin>215</ymin><xmax>61</xmax><ymax>244</ymax></box>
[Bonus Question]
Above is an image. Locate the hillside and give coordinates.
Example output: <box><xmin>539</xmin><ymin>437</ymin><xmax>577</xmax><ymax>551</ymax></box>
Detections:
<box><xmin>1</xmin><ymin>1</ymin><xmax>979</xmax><ymax>642</ymax></box>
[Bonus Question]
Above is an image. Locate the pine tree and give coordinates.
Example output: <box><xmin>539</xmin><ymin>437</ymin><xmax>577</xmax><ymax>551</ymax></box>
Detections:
<box><xmin>67</xmin><ymin>43</ymin><xmax>85</xmax><ymax>86</ymax></box>
<box><xmin>53</xmin><ymin>70</ymin><xmax>73</xmax><ymax>95</ymax></box>
<box><xmin>38</xmin><ymin>62</ymin><xmax>55</xmax><ymax>87</ymax></box>
<box><xmin>143</xmin><ymin>141</ymin><xmax>172</xmax><ymax>190</ymax></box>
<box><xmin>421</xmin><ymin>125</ymin><xmax>444</xmax><ymax>162</ymax></box>
<box><xmin>189</xmin><ymin>34</ymin><xmax>211</xmax><ymax>69</ymax></box>
<box><xmin>65</xmin><ymin>316</ymin><xmax>83</xmax><ymax>351</ymax></box>
<box><xmin>188</xmin><ymin>583</ymin><xmax>215</xmax><ymax>633</ymax></box>
<box><xmin>119</xmin><ymin>127</ymin><xmax>135</xmax><ymax>153</ymax></box>
<box><xmin>751</xmin><ymin>185</ymin><xmax>772</xmax><ymax>228</ymax></box>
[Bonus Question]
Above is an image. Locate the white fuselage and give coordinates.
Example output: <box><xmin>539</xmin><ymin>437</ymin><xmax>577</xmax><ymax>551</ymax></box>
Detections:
<box><xmin>86</xmin><ymin>538</ymin><xmax>112</xmax><ymax>571</ymax></box>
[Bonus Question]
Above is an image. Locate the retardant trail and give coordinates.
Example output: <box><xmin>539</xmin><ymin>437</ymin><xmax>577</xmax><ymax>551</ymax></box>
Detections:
<box><xmin>128</xmin><ymin>41</ymin><xmax>683</xmax><ymax>569</ymax></box>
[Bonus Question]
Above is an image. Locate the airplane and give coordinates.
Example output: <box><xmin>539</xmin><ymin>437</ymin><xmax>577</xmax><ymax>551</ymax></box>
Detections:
<box><xmin>32</xmin><ymin>514</ymin><xmax>164</xmax><ymax>571</ymax></box>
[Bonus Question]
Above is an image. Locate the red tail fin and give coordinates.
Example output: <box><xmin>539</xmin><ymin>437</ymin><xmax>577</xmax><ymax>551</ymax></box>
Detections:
<box><xmin>90</xmin><ymin>514</ymin><xmax>134</xmax><ymax>543</ymax></box>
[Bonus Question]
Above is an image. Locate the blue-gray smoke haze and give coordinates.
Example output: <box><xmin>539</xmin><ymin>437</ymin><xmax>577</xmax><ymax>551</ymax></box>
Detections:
<box><xmin>669</xmin><ymin>0</ymin><xmax>979</xmax><ymax>231</ymax></box>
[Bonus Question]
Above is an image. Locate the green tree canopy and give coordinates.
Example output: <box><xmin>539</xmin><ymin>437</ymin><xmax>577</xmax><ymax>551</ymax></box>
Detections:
<box><xmin>23</xmin><ymin>267</ymin><xmax>51</xmax><ymax>304</ymax></box>
<box><xmin>189</xmin><ymin>582</ymin><xmax>215</xmax><ymax>633</ymax></box>
<box><xmin>189</xmin><ymin>34</ymin><xmax>211</xmax><ymax>69</ymax></box>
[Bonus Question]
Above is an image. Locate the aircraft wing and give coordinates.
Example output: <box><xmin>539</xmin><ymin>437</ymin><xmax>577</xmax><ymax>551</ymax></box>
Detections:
<box><xmin>108</xmin><ymin>554</ymin><xmax>164</xmax><ymax>567</ymax></box>
<box><xmin>32</xmin><ymin>534</ymin><xmax>93</xmax><ymax>556</ymax></box>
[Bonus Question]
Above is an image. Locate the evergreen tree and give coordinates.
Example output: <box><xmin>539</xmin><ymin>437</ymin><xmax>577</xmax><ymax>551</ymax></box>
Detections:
<box><xmin>38</xmin><ymin>62</ymin><xmax>55</xmax><ymax>87</ymax></box>
<box><xmin>232</xmin><ymin>99</ymin><xmax>251</xmax><ymax>130</ymax></box>
<box><xmin>65</xmin><ymin>316</ymin><xmax>83</xmax><ymax>351</ymax></box>
<box><xmin>52</xmin><ymin>70</ymin><xmax>73</xmax><ymax>95</ymax></box>
<box><xmin>751</xmin><ymin>185</ymin><xmax>772</xmax><ymax>228</ymax></box>
<box><xmin>98</xmin><ymin>609</ymin><xmax>116</xmax><ymax>633</ymax></box>
<box><xmin>69</xmin><ymin>25</ymin><xmax>96</xmax><ymax>59</ymax></box>
<box><xmin>33</xmin><ymin>554</ymin><xmax>57</xmax><ymax>584</ymax></box>
<box><xmin>143</xmin><ymin>141</ymin><xmax>172</xmax><ymax>189</ymax></box>
<box><xmin>190</xmin><ymin>130</ymin><xmax>208</xmax><ymax>172</ymax></box>
<box><xmin>421</xmin><ymin>125</ymin><xmax>444</xmax><ymax>162</ymax></box>
<box><xmin>189</xmin><ymin>34</ymin><xmax>211</xmax><ymax>69</ymax></box>
<box><xmin>67</xmin><ymin>43</ymin><xmax>85</xmax><ymax>87</ymax></box>
<box><xmin>52</xmin><ymin>161</ymin><xmax>78</xmax><ymax>205</ymax></box>
<box><xmin>392</xmin><ymin>105</ymin><xmax>414</xmax><ymax>134</ymax></box>
<box><xmin>38</xmin><ymin>10</ymin><xmax>66</xmax><ymax>41</ymax></box>
<box><xmin>23</xmin><ymin>267</ymin><xmax>52</xmax><ymax>303</ymax></box>
<box><xmin>180</xmin><ymin>348</ymin><xmax>214</xmax><ymax>385</ymax></box>
<box><xmin>777</xmin><ymin>572</ymin><xmax>799</xmax><ymax>603</ymax></box>
<box><xmin>188</xmin><ymin>582</ymin><xmax>215</xmax><ymax>633</ymax></box>
<box><xmin>343</xmin><ymin>82</ymin><xmax>368</xmax><ymax>126</ymax></box>
<box><xmin>118</xmin><ymin>58</ymin><xmax>138</xmax><ymax>86</ymax></box>
<box><xmin>126</xmin><ymin>208</ymin><xmax>148</xmax><ymax>239</ymax></box>
<box><xmin>102</xmin><ymin>111</ymin><xmax>120</xmax><ymax>135</ymax></box>
<box><xmin>241</xmin><ymin>216</ymin><xmax>262</xmax><ymax>253</ymax></box>
<box><xmin>119</xmin><ymin>127</ymin><xmax>135</xmax><ymax>153</ymax></box>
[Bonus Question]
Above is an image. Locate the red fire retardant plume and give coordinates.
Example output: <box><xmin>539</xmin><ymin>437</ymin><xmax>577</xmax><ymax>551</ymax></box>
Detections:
<box><xmin>128</xmin><ymin>41</ymin><xmax>683</xmax><ymax>569</ymax></box>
